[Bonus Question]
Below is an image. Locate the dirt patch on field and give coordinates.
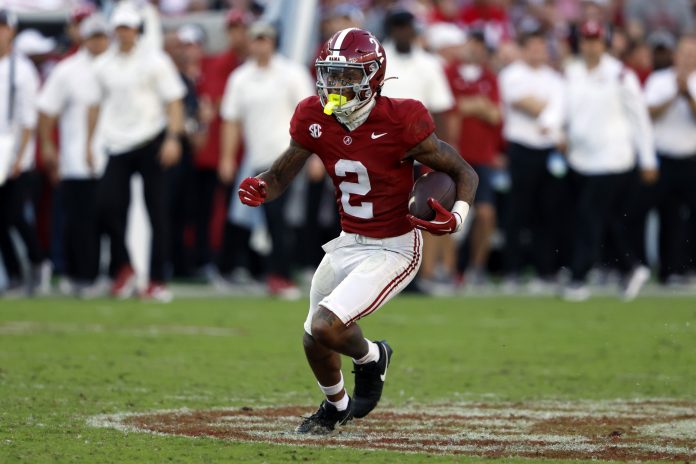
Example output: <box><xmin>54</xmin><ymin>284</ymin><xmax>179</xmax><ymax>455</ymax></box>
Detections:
<box><xmin>89</xmin><ymin>400</ymin><xmax>696</xmax><ymax>460</ymax></box>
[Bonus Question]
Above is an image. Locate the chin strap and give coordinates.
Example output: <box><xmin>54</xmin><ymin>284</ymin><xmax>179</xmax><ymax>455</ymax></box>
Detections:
<box><xmin>336</xmin><ymin>97</ymin><xmax>376</xmax><ymax>131</ymax></box>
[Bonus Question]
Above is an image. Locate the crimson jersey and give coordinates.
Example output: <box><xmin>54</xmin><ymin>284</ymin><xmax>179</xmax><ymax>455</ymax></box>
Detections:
<box><xmin>445</xmin><ymin>63</ymin><xmax>501</xmax><ymax>167</ymax></box>
<box><xmin>290</xmin><ymin>96</ymin><xmax>435</xmax><ymax>238</ymax></box>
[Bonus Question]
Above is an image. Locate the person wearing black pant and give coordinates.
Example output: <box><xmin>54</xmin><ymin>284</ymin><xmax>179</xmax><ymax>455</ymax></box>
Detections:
<box><xmin>0</xmin><ymin>173</ymin><xmax>45</xmax><ymax>291</ymax></box>
<box><xmin>504</xmin><ymin>143</ymin><xmax>566</xmax><ymax>281</ymax></box>
<box><xmin>568</xmin><ymin>170</ymin><xmax>643</xmax><ymax>283</ymax></box>
<box><xmin>562</xmin><ymin>20</ymin><xmax>657</xmax><ymax>302</ymax></box>
<box><xmin>0</xmin><ymin>9</ymin><xmax>48</xmax><ymax>295</ymax></box>
<box><xmin>86</xmin><ymin>3</ymin><xmax>185</xmax><ymax>301</ymax></box>
<box><xmin>218</xmin><ymin>21</ymin><xmax>313</xmax><ymax>299</ymax></box>
<box><xmin>37</xmin><ymin>14</ymin><xmax>110</xmax><ymax>297</ymax></box>
<box><xmin>654</xmin><ymin>157</ymin><xmax>696</xmax><ymax>279</ymax></box>
<box><xmin>644</xmin><ymin>36</ymin><xmax>696</xmax><ymax>284</ymax></box>
<box><xmin>164</xmin><ymin>25</ymin><xmax>207</xmax><ymax>278</ymax></box>
<box><xmin>499</xmin><ymin>31</ymin><xmax>565</xmax><ymax>289</ymax></box>
<box><xmin>96</xmin><ymin>132</ymin><xmax>171</xmax><ymax>285</ymax></box>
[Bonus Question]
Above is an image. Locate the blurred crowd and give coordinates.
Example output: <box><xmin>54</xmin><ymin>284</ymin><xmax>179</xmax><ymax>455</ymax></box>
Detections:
<box><xmin>1</xmin><ymin>0</ymin><xmax>696</xmax><ymax>302</ymax></box>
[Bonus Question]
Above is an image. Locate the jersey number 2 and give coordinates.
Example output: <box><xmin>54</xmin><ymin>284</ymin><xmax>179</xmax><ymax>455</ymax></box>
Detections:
<box><xmin>335</xmin><ymin>160</ymin><xmax>373</xmax><ymax>219</ymax></box>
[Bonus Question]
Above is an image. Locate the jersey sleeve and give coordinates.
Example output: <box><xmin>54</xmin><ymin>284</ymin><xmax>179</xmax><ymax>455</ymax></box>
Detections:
<box><xmin>37</xmin><ymin>64</ymin><xmax>66</xmax><ymax>116</ymax></box>
<box><xmin>154</xmin><ymin>53</ymin><xmax>186</xmax><ymax>103</ymax></box>
<box><xmin>288</xmin><ymin>97</ymin><xmax>317</xmax><ymax>150</ymax></box>
<box><xmin>643</xmin><ymin>72</ymin><xmax>674</xmax><ymax>107</ymax></box>
<box><xmin>220</xmin><ymin>71</ymin><xmax>242</xmax><ymax>121</ymax></box>
<box><xmin>499</xmin><ymin>65</ymin><xmax>526</xmax><ymax>104</ymax></box>
<box><xmin>18</xmin><ymin>60</ymin><xmax>40</xmax><ymax>130</ymax></box>
<box><xmin>401</xmin><ymin>100</ymin><xmax>436</xmax><ymax>149</ymax></box>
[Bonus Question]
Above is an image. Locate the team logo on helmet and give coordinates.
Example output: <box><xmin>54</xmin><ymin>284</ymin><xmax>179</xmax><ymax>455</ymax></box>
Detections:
<box><xmin>309</xmin><ymin>123</ymin><xmax>322</xmax><ymax>139</ymax></box>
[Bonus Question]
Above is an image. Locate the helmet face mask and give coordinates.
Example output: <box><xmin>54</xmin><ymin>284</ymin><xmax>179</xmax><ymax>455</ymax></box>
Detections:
<box><xmin>316</xmin><ymin>61</ymin><xmax>377</xmax><ymax>117</ymax></box>
<box><xmin>315</xmin><ymin>28</ymin><xmax>386</xmax><ymax>120</ymax></box>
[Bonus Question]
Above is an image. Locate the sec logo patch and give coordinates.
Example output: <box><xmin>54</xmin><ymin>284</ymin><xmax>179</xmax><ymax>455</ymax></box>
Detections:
<box><xmin>343</xmin><ymin>136</ymin><xmax>352</xmax><ymax>145</ymax></box>
<box><xmin>309</xmin><ymin>124</ymin><xmax>322</xmax><ymax>139</ymax></box>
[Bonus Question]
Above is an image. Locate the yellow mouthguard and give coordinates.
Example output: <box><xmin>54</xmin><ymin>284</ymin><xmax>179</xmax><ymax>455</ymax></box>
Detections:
<box><xmin>323</xmin><ymin>94</ymin><xmax>347</xmax><ymax>115</ymax></box>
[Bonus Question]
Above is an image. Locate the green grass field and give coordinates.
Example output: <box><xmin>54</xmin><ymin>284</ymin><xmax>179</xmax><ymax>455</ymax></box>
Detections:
<box><xmin>1</xmin><ymin>296</ymin><xmax>695</xmax><ymax>463</ymax></box>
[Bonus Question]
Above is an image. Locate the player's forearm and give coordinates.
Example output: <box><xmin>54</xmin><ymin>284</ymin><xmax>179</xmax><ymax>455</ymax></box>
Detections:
<box><xmin>411</xmin><ymin>134</ymin><xmax>478</xmax><ymax>205</ymax></box>
<box><xmin>257</xmin><ymin>141</ymin><xmax>312</xmax><ymax>202</ymax></box>
<box><xmin>437</xmin><ymin>140</ymin><xmax>478</xmax><ymax>205</ymax></box>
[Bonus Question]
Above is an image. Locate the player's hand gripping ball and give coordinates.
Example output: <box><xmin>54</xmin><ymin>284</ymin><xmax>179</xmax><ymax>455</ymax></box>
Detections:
<box><xmin>408</xmin><ymin>171</ymin><xmax>456</xmax><ymax>220</ymax></box>
<box><xmin>238</xmin><ymin>177</ymin><xmax>267</xmax><ymax>207</ymax></box>
<box><xmin>408</xmin><ymin>198</ymin><xmax>461</xmax><ymax>235</ymax></box>
<box><xmin>407</xmin><ymin>172</ymin><xmax>460</xmax><ymax>235</ymax></box>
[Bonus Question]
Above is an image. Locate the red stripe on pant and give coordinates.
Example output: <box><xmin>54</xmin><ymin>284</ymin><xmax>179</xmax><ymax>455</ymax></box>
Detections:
<box><xmin>347</xmin><ymin>230</ymin><xmax>421</xmax><ymax>325</ymax></box>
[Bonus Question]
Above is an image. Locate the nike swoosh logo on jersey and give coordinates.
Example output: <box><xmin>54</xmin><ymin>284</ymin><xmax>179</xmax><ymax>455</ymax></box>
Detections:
<box><xmin>371</xmin><ymin>132</ymin><xmax>388</xmax><ymax>139</ymax></box>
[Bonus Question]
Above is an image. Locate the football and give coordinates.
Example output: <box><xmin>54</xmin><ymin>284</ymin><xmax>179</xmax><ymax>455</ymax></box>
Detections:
<box><xmin>408</xmin><ymin>171</ymin><xmax>456</xmax><ymax>221</ymax></box>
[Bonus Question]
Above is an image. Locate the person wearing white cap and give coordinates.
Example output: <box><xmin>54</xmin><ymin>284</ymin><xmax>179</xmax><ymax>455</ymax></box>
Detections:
<box><xmin>85</xmin><ymin>2</ymin><xmax>186</xmax><ymax>301</ymax></box>
<box><xmin>14</xmin><ymin>29</ymin><xmax>56</xmax><ymax>58</ymax></box>
<box><xmin>561</xmin><ymin>20</ymin><xmax>656</xmax><ymax>302</ymax></box>
<box><xmin>37</xmin><ymin>13</ymin><xmax>110</xmax><ymax>297</ymax></box>
<box><xmin>219</xmin><ymin>21</ymin><xmax>313</xmax><ymax>299</ymax></box>
<box><xmin>0</xmin><ymin>9</ymin><xmax>49</xmax><ymax>296</ymax></box>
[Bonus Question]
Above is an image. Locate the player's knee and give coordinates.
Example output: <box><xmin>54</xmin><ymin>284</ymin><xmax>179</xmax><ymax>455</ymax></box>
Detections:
<box><xmin>310</xmin><ymin>307</ymin><xmax>343</xmax><ymax>347</ymax></box>
<box><xmin>302</xmin><ymin>332</ymin><xmax>316</xmax><ymax>352</ymax></box>
<box><xmin>310</xmin><ymin>319</ymin><xmax>333</xmax><ymax>347</ymax></box>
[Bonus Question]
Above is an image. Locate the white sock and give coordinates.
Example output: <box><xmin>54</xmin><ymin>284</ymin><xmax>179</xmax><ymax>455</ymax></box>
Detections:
<box><xmin>327</xmin><ymin>390</ymin><xmax>349</xmax><ymax>411</ymax></box>
<box><xmin>318</xmin><ymin>372</ymin><xmax>344</xmax><ymax>396</ymax></box>
<box><xmin>353</xmin><ymin>339</ymin><xmax>380</xmax><ymax>365</ymax></box>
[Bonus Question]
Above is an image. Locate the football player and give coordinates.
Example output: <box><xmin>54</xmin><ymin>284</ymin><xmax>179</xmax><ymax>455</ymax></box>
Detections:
<box><xmin>238</xmin><ymin>28</ymin><xmax>478</xmax><ymax>434</ymax></box>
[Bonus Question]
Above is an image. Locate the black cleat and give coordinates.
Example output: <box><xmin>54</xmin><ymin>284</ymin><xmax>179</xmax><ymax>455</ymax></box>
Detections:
<box><xmin>295</xmin><ymin>398</ymin><xmax>353</xmax><ymax>435</ymax></box>
<box><xmin>351</xmin><ymin>340</ymin><xmax>393</xmax><ymax>419</ymax></box>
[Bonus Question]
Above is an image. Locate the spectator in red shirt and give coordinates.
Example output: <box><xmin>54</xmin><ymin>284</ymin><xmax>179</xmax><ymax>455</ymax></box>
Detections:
<box><xmin>429</xmin><ymin>0</ymin><xmax>461</xmax><ymax>24</ymax></box>
<box><xmin>459</xmin><ymin>0</ymin><xmax>513</xmax><ymax>49</ymax></box>
<box><xmin>443</xmin><ymin>29</ymin><xmax>502</xmax><ymax>285</ymax></box>
<box><xmin>194</xmin><ymin>10</ymin><xmax>250</xmax><ymax>277</ymax></box>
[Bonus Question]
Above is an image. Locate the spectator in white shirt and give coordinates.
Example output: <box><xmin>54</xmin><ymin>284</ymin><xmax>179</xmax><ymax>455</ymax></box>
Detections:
<box><xmin>219</xmin><ymin>21</ymin><xmax>313</xmax><ymax>299</ymax></box>
<box><xmin>380</xmin><ymin>10</ymin><xmax>454</xmax><ymax>124</ymax></box>
<box><xmin>644</xmin><ymin>35</ymin><xmax>696</xmax><ymax>284</ymax></box>
<box><xmin>0</xmin><ymin>9</ymin><xmax>48</xmax><ymax>296</ymax></box>
<box><xmin>37</xmin><ymin>13</ymin><xmax>110</xmax><ymax>297</ymax></box>
<box><xmin>86</xmin><ymin>3</ymin><xmax>185</xmax><ymax>302</ymax></box>
<box><xmin>380</xmin><ymin>10</ymin><xmax>457</xmax><ymax>293</ymax></box>
<box><xmin>562</xmin><ymin>20</ymin><xmax>657</xmax><ymax>302</ymax></box>
<box><xmin>499</xmin><ymin>30</ymin><xmax>565</xmax><ymax>287</ymax></box>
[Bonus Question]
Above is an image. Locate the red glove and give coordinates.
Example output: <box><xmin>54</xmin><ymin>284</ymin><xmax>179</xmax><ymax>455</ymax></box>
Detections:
<box><xmin>238</xmin><ymin>177</ymin><xmax>267</xmax><ymax>207</ymax></box>
<box><xmin>407</xmin><ymin>198</ymin><xmax>462</xmax><ymax>236</ymax></box>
